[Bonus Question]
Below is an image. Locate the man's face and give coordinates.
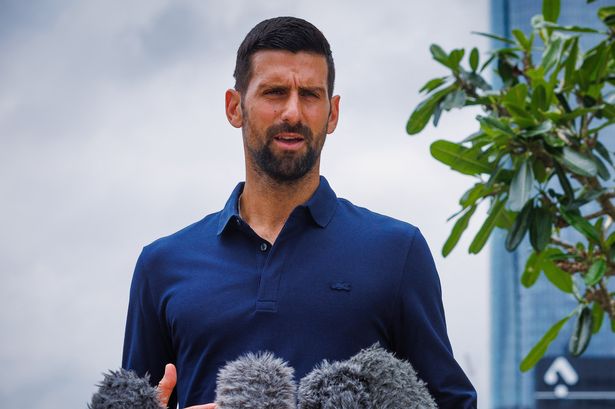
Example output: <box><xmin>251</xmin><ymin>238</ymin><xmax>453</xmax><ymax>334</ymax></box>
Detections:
<box><xmin>226</xmin><ymin>50</ymin><xmax>340</xmax><ymax>184</ymax></box>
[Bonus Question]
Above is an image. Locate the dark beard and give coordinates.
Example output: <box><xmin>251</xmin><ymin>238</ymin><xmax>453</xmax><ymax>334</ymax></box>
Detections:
<box><xmin>249</xmin><ymin>122</ymin><xmax>324</xmax><ymax>184</ymax></box>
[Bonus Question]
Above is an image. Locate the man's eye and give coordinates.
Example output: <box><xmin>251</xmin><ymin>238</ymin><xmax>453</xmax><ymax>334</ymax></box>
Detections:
<box><xmin>265</xmin><ymin>89</ymin><xmax>285</xmax><ymax>95</ymax></box>
<box><xmin>301</xmin><ymin>90</ymin><xmax>320</xmax><ymax>98</ymax></box>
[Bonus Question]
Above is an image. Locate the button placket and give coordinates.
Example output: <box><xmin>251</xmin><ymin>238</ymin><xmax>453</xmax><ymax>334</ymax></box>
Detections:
<box><xmin>255</xmin><ymin>238</ymin><xmax>280</xmax><ymax>312</ymax></box>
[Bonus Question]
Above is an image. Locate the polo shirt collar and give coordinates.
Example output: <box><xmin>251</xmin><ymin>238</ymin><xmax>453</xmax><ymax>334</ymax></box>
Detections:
<box><xmin>303</xmin><ymin>176</ymin><xmax>338</xmax><ymax>228</ymax></box>
<box><xmin>216</xmin><ymin>176</ymin><xmax>338</xmax><ymax>235</ymax></box>
<box><xmin>216</xmin><ymin>182</ymin><xmax>244</xmax><ymax>235</ymax></box>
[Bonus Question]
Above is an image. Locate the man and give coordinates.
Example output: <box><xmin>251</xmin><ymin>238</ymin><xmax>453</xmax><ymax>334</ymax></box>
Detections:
<box><xmin>123</xmin><ymin>16</ymin><xmax>477</xmax><ymax>408</ymax></box>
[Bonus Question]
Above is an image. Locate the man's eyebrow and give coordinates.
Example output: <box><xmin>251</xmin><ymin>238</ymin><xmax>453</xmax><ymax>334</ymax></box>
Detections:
<box><xmin>299</xmin><ymin>86</ymin><xmax>326</xmax><ymax>94</ymax></box>
<box><xmin>256</xmin><ymin>83</ymin><xmax>326</xmax><ymax>93</ymax></box>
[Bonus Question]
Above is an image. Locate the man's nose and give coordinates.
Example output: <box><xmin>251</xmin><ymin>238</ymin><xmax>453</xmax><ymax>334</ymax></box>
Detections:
<box><xmin>280</xmin><ymin>93</ymin><xmax>301</xmax><ymax>124</ymax></box>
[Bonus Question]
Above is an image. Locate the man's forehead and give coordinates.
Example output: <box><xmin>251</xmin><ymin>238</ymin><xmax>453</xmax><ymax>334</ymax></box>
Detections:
<box><xmin>249</xmin><ymin>50</ymin><xmax>328</xmax><ymax>87</ymax></box>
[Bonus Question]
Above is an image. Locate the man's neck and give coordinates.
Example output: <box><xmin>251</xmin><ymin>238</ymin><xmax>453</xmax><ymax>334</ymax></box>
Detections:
<box><xmin>239</xmin><ymin>170</ymin><xmax>320</xmax><ymax>244</ymax></box>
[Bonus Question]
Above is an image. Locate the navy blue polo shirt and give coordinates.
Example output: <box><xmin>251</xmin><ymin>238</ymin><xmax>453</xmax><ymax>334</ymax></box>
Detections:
<box><xmin>122</xmin><ymin>177</ymin><xmax>477</xmax><ymax>408</ymax></box>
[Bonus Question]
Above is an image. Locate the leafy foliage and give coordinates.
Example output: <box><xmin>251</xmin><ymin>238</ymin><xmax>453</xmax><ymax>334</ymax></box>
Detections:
<box><xmin>407</xmin><ymin>0</ymin><xmax>615</xmax><ymax>371</ymax></box>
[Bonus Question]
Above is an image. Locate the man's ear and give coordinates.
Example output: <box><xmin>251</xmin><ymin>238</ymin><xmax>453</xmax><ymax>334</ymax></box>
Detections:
<box><xmin>225</xmin><ymin>89</ymin><xmax>243</xmax><ymax>128</ymax></box>
<box><xmin>326</xmin><ymin>95</ymin><xmax>340</xmax><ymax>134</ymax></box>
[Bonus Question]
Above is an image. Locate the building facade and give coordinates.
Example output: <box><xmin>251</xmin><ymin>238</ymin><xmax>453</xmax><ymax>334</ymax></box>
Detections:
<box><xmin>490</xmin><ymin>1</ymin><xmax>615</xmax><ymax>408</ymax></box>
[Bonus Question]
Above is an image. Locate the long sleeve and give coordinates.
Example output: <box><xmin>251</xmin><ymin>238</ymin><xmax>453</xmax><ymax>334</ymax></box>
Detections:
<box><xmin>122</xmin><ymin>247</ymin><xmax>177</xmax><ymax>408</ymax></box>
<box><xmin>392</xmin><ymin>229</ymin><xmax>477</xmax><ymax>408</ymax></box>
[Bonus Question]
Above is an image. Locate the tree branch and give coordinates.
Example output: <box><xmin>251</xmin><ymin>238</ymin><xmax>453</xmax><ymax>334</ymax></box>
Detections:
<box><xmin>551</xmin><ymin>237</ymin><xmax>579</xmax><ymax>253</ymax></box>
<box><xmin>584</xmin><ymin>209</ymin><xmax>608</xmax><ymax>220</ymax></box>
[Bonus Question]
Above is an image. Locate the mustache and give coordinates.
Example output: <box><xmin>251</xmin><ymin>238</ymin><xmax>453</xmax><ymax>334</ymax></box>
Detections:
<box><xmin>266</xmin><ymin>122</ymin><xmax>313</xmax><ymax>141</ymax></box>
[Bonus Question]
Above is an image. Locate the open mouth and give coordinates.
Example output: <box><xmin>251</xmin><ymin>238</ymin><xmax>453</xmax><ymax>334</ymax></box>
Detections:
<box><xmin>273</xmin><ymin>133</ymin><xmax>305</xmax><ymax>147</ymax></box>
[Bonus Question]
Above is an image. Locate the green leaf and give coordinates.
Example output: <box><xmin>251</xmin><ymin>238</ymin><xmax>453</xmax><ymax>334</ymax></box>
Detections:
<box><xmin>498</xmin><ymin>55</ymin><xmax>516</xmax><ymax>85</ymax></box>
<box><xmin>594</xmin><ymin>154</ymin><xmax>610</xmax><ymax>181</ymax></box>
<box><xmin>523</xmin><ymin>120</ymin><xmax>553</xmax><ymax>138</ymax></box>
<box><xmin>506</xmin><ymin>104</ymin><xmax>537</xmax><ymax>128</ymax></box>
<box><xmin>543</xmin><ymin>132</ymin><xmax>566</xmax><ymax>147</ymax></box>
<box><xmin>560</xmin><ymin>211</ymin><xmax>601</xmax><ymax>243</ymax></box>
<box><xmin>441</xmin><ymin>89</ymin><xmax>467</xmax><ymax>110</ymax></box>
<box><xmin>598</xmin><ymin>6</ymin><xmax>615</xmax><ymax>28</ymax></box>
<box><xmin>460</xmin><ymin>183</ymin><xmax>487</xmax><ymax>207</ymax></box>
<box><xmin>432</xmin><ymin>103</ymin><xmax>442</xmax><ymax>126</ymax></box>
<box><xmin>531</xmin><ymin>85</ymin><xmax>548</xmax><ymax>112</ymax></box>
<box><xmin>591</xmin><ymin>302</ymin><xmax>604</xmax><ymax>334</ymax></box>
<box><xmin>472</xmin><ymin>31</ymin><xmax>515</xmax><ymax>45</ymax></box>
<box><xmin>506</xmin><ymin>200</ymin><xmax>533</xmax><ymax>251</ymax></box>
<box><xmin>430</xmin><ymin>44</ymin><xmax>449</xmax><ymax>66</ymax></box>
<box><xmin>448</xmin><ymin>49</ymin><xmax>465</xmax><ymax>70</ymax></box>
<box><xmin>543</xmin><ymin>0</ymin><xmax>561</xmax><ymax>23</ymax></box>
<box><xmin>469</xmin><ymin>198</ymin><xmax>506</xmax><ymax>254</ymax></box>
<box><xmin>469</xmin><ymin>48</ymin><xmax>479</xmax><ymax>72</ymax></box>
<box><xmin>558</xmin><ymin>147</ymin><xmax>598</xmax><ymax>177</ymax></box>
<box><xmin>569</xmin><ymin>305</ymin><xmax>593</xmax><ymax>357</ymax></box>
<box><xmin>530</xmin><ymin>205</ymin><xmax>553</xmax><ymax>252</ymax></box>
<box><xmin>541</xmin><ymin>37</ymin><xmax>563</xmax><ymax>73</ymax></box>
<box><xmin>549</xmin><ymin>25</ymin><xmax>601</xmax><ymax>34</ymax></box>
<box><xmin>522</xmin><ymin>251</ymin><xmax>541</xmax><ymax>288</ymax></box>
<box><xmin>603</xmin><ymin>104</ymin><xmax>615</xmax><ymax>120</ymax></box>
<box><xmin>533</xmin><ymin>159</ymin><xmax>548</xmax><ymax>183</ymax></box>
<box><xmin>496</xmin><ymin>208</ymin><xmax>515</xmax><ymax>229</ymax></box>
<box><xmin>579</xmin><ymin>42</ymin><xmax>609</xmax><ymax>88</ymax></box>
<box><xmin>407</xmin><ymin>87</ymin><xmax>454</xmax><ymax>135</ymax></box>
<box><xmin>504</xmin><ymin>83</ymin><xmax>528</xmax><ymax>107</ymax></box>
<box><xmin>430</xmin><ymin>140</ymin><xmax>494</xmax><ymax>175</ymax></box>
<box><xmin>521</xmin><ymin>315</ymin><xmax>571</xmax><ymax>372</ymax></box>
<box><xmin>443</xmin><ymin>206</ymin><xmax>477</xmax><ymax>257</ymax></box>
<box><xmin>419</xmin><ymin>77</ymin><xmax>448</xmax><ymax>93</ymax></box>
<box><xmin>585</xmin><ymin>259</ymin><xmax>606</xmax><ymax>286</ymax></box>
<box><xmin>554</xmin><ymin>162</ymin><xmax>574</xmax><ymax>203</ymax></box>
<box><xmin>512</xmin><ymin>29</ymin><xmax>530</xmax><ymax>50</ymax></box>
<box><xmin>563</xmin><ymin>38</ymin><xmax>579</xmax><ymax>90</ymax></box>
<box><xmin>480</xmin><ymin>53</ymin><xmax>496</xmax><ymax>73</ymax></box>
<box><xmin>509</xmin><ymin>160</ymin><xmax>535</xmax><ymax>211</ymax></box>
<box><xmin>542</xmin><ymin>257</ymin><xmax>573</xmax><ymax>293</ymax></box>
<box><xmin>595</xmin><ymin>141</ymin><xmax>613</xmax><ymax>166</ymax></box>
<box><xmin>477</xmin><ymin>115</ymin><xmax>515</xmax><ymax>136</ymax></box>
<box><xmin>466</xmin><ymin>72</ymin><xmax>491</xmax><ymax>90</ymax></box>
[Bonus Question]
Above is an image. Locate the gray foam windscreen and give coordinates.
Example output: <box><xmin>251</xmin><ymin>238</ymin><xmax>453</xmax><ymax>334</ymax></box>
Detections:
<box><xmin>215</xmin><ymin>351</ymin><xmax>297</xmax><ymax>409</ymax></box>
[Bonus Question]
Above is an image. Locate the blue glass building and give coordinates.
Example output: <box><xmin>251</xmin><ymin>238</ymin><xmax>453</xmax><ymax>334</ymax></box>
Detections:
<box><xmin>490</xmin><ymin>1</ymin><xmax>615</xmax><ymax>408</ymax></box>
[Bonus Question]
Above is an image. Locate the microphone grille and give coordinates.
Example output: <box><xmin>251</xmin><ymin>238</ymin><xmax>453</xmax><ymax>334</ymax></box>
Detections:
<box><xmin>348</xmin><ymin>344</ymin><xmax>437</xmax><ymax>409</ymax></box>
<box><xmin>215</xmin><ymin>351</ymin><xmax>296</xmax><ymax>409</ymax></box>
<box><xmin>89</xmin><ymin>368</ymin><xmax>163</xmax><ymax>409</ymax></box>
<box><xmin>298</xmin><ymin>360</ymin><xmax>370</xmax><ymax>409</ymax></box>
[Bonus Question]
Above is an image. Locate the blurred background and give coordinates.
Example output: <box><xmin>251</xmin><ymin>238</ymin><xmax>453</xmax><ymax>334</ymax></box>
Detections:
<box><xmin>0</xmin><ymin>1</ymin><xmax>492</xmax><ymax>407</ymax></box>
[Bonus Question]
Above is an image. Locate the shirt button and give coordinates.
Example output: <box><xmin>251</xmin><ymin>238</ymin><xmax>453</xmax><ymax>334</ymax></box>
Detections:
<box><xmin>235</xmin><ymin>218</ymin><xmax>241</xmax><ymax>226</ymax></box>
<box><xmin>260</xmin><ymin>242</ymin><xmax>268</xmax><ymax>252</ymax></box>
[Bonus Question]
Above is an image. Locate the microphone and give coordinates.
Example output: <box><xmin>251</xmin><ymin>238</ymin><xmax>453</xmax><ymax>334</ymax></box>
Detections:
<box><xmin>88</xmin><ymin>368</ymin><xmax>163</xmax><ymax>409</ymax></box>
<box><xmin>90</xmin><ymin>346</ymin><xmax>434</xmax><ymax>409</ymax></box>
<box><xmin>298</xmin><ymin>344</ymin><xmax>437</xmax><ymax>409</ymax></box>
<box><xmin>215</xmin><ymin>351</ymin><xmax>297</xmax><ymax>409</ymax></box>
<box><xmin>298</xmin><ymin>360</ymin><xmax>371</xmax><ymax>409</ymax></box>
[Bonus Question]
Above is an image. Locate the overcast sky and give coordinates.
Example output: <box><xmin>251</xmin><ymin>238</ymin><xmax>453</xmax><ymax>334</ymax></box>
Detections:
<box><xmin>0</xmin><ymin>1</ymin><xmax>492</xmax><ymax>407</ymax></box>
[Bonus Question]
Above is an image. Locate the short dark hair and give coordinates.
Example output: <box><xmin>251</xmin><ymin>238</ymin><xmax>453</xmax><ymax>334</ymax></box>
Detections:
<box><xmin>233</xmin><ymin>17</ymin><xmax>335</xmax><ymax>97</ymax></box>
